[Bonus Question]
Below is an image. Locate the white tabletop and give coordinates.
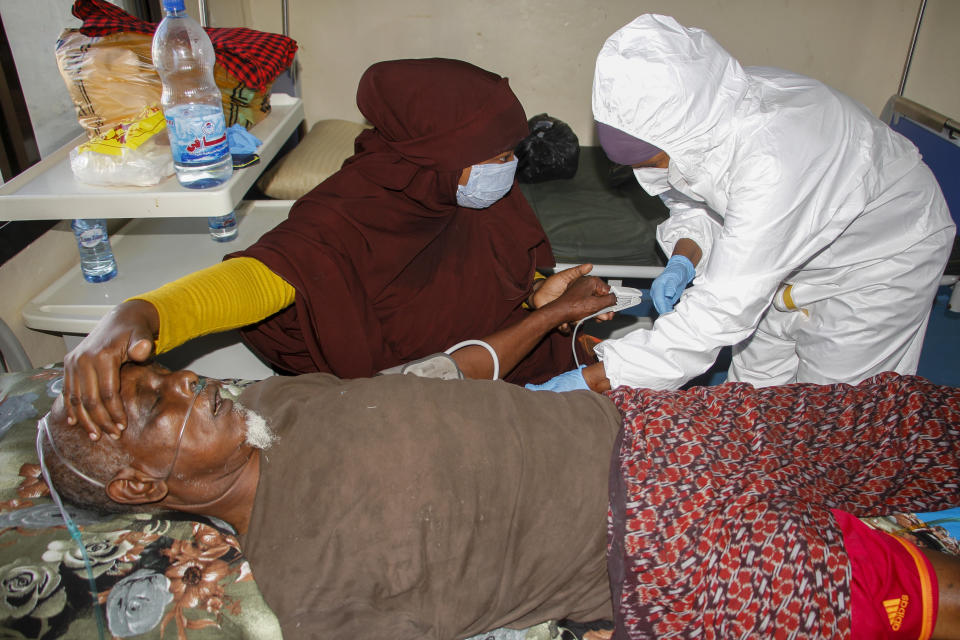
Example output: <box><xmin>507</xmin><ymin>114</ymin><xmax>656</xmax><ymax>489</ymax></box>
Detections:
<box><xmin>0</xmin><ymin>94</ymin><xmax>304</xmax><ymax>221</ymax></box>
<box><xmin>22</xmin><ymin>199</ymin><xmax>294</xmax><ymax>334</ymax></box>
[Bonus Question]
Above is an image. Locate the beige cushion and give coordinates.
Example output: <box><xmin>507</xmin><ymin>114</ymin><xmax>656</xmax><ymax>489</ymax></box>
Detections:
<box><xmin>258</xmin><ymin>119</ymin><xmax>371</xmax><ymax>200</ymax></box>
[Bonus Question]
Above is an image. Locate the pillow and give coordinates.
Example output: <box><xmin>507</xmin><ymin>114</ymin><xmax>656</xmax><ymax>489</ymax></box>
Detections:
<box><xmin>258</xmin><ymin>119</ymin><xmax>371</xmax><ymax>200</ymax></box>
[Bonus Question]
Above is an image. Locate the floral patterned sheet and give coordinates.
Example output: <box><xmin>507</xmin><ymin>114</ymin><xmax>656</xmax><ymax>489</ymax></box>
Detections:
<box><xmin>0</xmin><ymin>366</ymin><xmax>282</xmax><ymax>640</ymax></box>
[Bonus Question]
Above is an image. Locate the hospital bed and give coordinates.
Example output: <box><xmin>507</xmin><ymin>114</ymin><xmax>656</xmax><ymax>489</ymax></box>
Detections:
<box><xmin>2</xmin><ymin>364</ymin><xmax>958</xmax><ymax>638</ymax></box>
<box><xmin>519</xmin><ymin>146</ymin><xmax>669</xmax><ymax>280</ymax></box>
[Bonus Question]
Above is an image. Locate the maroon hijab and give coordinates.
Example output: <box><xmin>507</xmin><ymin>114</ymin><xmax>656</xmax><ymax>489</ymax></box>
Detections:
<box><xmin>233</xmin><ymin>58</ymin><xmax>574</xmax><ymax>382</ymax></box>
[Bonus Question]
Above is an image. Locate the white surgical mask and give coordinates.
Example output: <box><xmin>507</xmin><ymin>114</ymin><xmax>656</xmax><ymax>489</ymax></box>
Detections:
<box><xmin>632</xmin><ymin>167</ymin><xmax>671</xmax><ymax>196</ymax></box>
<box><xmin>456</xmin><ymin>157</ymin><xmax>518</xmax><ymax>209</ymax></box>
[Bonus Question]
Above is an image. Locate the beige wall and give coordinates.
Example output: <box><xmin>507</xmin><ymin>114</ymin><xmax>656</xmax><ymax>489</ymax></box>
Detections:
<box><xmin>901</xmin><ymin>0</ymin><xmax>960</xmax><ymax>120</ymax></box>
<box><xmin>225</xmin><ymin>0</ymin><xmax>956</xmax><ymax>139</ymax></box>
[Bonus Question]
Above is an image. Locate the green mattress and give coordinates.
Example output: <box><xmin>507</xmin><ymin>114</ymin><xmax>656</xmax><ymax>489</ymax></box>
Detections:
<box><xmin>520</xmin><ymin>146</ymin><xmax>668</xmax><ymax>267</ymax></box>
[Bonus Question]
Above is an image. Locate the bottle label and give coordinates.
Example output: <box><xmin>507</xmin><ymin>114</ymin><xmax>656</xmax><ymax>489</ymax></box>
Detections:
<box><xmin>166</xmin><ymin>106</ymin><xmax>229</xmax><ymax>165</ymax></box>
<box><xmin>77</xmin><ymin>227</ymin><xmax>107</xmax><ymax>248</ymax></box>
<box><xmin>208</xmin><ymin>212</ymin><xmax>236</xmax><ymax>229</ymax></box>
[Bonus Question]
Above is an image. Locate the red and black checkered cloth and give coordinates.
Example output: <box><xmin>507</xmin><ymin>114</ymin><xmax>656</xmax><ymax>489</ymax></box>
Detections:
<box><xmin>72</xmin><ymin>0</ymin><xmax>298</xmax><ymax>92</ymax></box>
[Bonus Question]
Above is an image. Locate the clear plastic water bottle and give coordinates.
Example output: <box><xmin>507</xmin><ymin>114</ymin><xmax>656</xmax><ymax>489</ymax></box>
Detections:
<box><xmin>207</xmin><ymin>211</ymin><xmax>238</xmax><ymax>242</ymax></box>
<box><xmin>152</xmin><ymin>0</ymin><xmax>233</xmax><ymax>189</ymax></box>
<box><xmin>71</xmin><ymin>219</ymin><xmax>118</xmax><ymax>283</ymax></box>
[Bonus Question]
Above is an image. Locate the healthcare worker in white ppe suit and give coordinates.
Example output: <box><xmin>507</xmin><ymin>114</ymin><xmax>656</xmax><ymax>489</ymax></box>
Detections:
<box><xmin>528</xmin><ymin>14</ymin><xmax>955</xmax><ymax>394</ymax></box>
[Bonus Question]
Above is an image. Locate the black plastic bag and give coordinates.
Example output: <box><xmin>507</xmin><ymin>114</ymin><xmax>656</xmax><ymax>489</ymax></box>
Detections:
<box><xmin>515</xmin><ymin>113</ymin><xmax>580</xmax><ymax>183</ymax></box>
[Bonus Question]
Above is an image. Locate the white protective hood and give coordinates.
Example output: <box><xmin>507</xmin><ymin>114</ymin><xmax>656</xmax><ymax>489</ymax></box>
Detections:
<box><xmin>589</xmin><ymin>14</ymin><xmax>951</xmax><ymax>390</ymax></box>
<box><xmin>593</xmin><ymin>14</ymin><xmax>747</xmax><ymax>167</ymax></box>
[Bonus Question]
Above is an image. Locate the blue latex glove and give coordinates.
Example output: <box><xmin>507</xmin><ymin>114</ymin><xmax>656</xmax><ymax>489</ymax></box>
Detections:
<box><xmin>227</xmin><ymin>124</ymin><xmax>261</xmax><ymax>155</ymax></box>
<box><xmin>524</xmin><ymin>366</ymin><xmax>589</xmax><ymax>392</ymax></box>
<box><xmin>651</xmin><ymin>254</ymin><xmax>696</xmax><ymax>314</ymax></box>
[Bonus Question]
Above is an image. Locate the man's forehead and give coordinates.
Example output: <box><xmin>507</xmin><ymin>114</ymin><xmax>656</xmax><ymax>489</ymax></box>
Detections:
<box><xmin>120</xmin><ymin>361</ymin><xmax>171</xmax><ymax>380</ymax></box>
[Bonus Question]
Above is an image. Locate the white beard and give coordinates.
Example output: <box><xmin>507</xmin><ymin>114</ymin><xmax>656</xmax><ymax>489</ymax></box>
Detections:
<box><xmin>235</xmin><ymin>403</ymin><xmax>276</xmax><ymax>450</ymax></box>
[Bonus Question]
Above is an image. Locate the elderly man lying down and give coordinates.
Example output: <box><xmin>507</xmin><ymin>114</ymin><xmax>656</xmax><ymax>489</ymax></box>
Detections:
<box><xmin>40</xmin><ymin>364</ymin><xmax>960</xmax><ymax>639</ymax></box>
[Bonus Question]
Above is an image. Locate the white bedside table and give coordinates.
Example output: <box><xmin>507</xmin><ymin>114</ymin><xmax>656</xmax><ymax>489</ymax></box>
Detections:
<box><xmin>22</xmin><ymin>200</ymin><xmax>295</xmax><ymax>380</ymax></box>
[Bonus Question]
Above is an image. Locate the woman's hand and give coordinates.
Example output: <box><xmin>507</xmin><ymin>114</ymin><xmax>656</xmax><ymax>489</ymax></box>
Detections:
<box><xmin>453</xmin><ymin>266</ymin><xmax>614</xmax><ymax>380</ymax></box>
<box><xmin>62</xmin><ymin>299</ymin><xmax>159</xmax><ymax>440</ymax></box>
<box><xmin>539</xmin><ymin>269</ymin><xmax>616</xmax><ymax>328</ymax></box>
<box><xmin>533</xmin><ymin>264</ymin><xmax>616</xmax><ymax>330</ymax></box>
<box><xmin>532</xmin><ymin>264</ymin><xmax>592</xmax><ymax>309</ymax></box>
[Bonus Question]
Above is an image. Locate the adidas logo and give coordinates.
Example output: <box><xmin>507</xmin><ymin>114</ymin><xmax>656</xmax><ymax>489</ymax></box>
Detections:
<box><xmin>883</xmin><ymin>595</ymin><xmax>909</xmax><ymax>631</ymax></box>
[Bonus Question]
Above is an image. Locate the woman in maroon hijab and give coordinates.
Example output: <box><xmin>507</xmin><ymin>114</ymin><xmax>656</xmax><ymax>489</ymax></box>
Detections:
<box><xmin>62</xmin><ymin>58</ymin><xmax>614</xmax><ymax>436</ymax></box>
<box><xmin>235</xmin><ymin>58</ymin><xmax>596</xmax><ymax>380</ymax></box>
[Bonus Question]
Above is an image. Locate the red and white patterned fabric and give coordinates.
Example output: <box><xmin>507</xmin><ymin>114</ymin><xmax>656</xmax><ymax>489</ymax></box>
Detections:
<box><xmin>605</xmin><ymin>372</ymin><xmax>960</xmax><ymax>639</ymax></box>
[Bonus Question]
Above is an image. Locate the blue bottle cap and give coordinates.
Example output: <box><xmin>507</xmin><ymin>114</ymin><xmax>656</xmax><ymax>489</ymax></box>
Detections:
<box><xmin>162</xmin><ymin>0</ymin><xmax>186</xmax><ymax>12</ymax></box>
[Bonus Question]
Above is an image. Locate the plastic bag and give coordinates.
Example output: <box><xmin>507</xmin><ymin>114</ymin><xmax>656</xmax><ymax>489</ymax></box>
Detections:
<box><xmin>69</xmin><ymin>106</ymin><xmax>174</xmax><ymax>186</ymax></box>
<box><xmin>56</xmin><ymin>28</ymin><xmax>272</xmax><ymax>136</ymax></box>
<box><xmin>55</xmin><ymin>28</ymin><xmax>274</xmax><ymax>186</ymax></box>
<box><xmin>515</xmin><ymin>113</ymin><xmax>580</xmax><ymax>183</ymax></box>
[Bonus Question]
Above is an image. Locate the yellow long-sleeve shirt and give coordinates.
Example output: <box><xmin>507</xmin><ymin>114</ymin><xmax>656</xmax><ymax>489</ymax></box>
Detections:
<box><xmin>132</xmin><ymin>257</ymin><xmax>295</xmax><ymax>354</ymax></box>
<box><xmin>133</xmin><ymin>258</ymin><xmax>545</xmax><ymax>355</ymax></box>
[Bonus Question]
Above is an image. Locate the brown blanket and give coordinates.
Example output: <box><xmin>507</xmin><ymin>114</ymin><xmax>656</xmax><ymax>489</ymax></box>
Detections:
<box><xmin>238</xmin><ymin>373</ymin><xmax>622</xmax><ymax>639</ymax></box>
